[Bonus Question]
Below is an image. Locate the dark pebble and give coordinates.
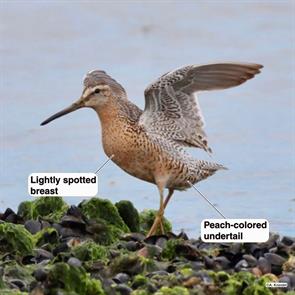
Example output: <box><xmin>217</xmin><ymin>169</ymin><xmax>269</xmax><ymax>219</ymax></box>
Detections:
<box><xmin>68</xmin><ymin>257</ymin><xmax>82</xmax><ymax>267</ymax></box>
<box><xmin>281</xmin><ymin>236</ymin><xmax>295</xmax><ymax>246</ymax></box>
<box><xmin>35</xmin><ymin>249</ymin><xmax>53</xmax><ymax>262</ymax></box>
<box><xmin>52</xmin><ymin>223</ymin><xmax>62</xmax><ymax>234</ymax></box>
<box><xmin>34</xmin><ymin>268</ymin><xmax>47</xmax><ymax>281</ymax></box>
<box><xmin>22</xmin><ymin>255</ymin><xmax>35</xmax><ymax>265</ymax></box>
<box><xmin>146</xmin><ymin>244</ymin><xmax>163</xmax><ymax>257</ymax></box>
<box><xmin>60</xmin><ymin>215</ymin><xmax>85</xmax><ymax>230</ymax></box>
<box><xmin>67</xmin><ymin>205</ymin><xmax>83</xmax><ymax>218</ymax></box>
<box><xmin>166</xmin><ymin>264</ymin><xmax>176</xmax><ymax>273</ymax></box>
<box><xmin>9</xmin><ymin>279</ymin><xmax>26</xmax><ymax>291</ymax></box>
<box><xmin>113</xmin><ymin>273</ymin><xmax>130</xmax><ymax>284</ymax></box>
<box><xmin>283</xmin><ymin>272</ymin><xmax>295</xmax><ymax>290</ymax></box>
<box><xmin>204</xmin><ymin>256</ymin><xmax>215</xmax><ymax>269</ymax></box>
<box><xmin>257</xmin><ymin>257</ymin><xmax>271</xmax><ymax>274</ymax></box>
<box><xmin>262</xmin><ymin>233</ymin><xmax>280</xmax><ymax>249</ymax></box>
<box><xmin>278</xmin><ymin>275</ymin><xmax>291</xmax><ymax>290</ymax></box>
<box><xmin>2</xmin><ymin>208</ymin><xmax>16</xmax><ymax>220</ymax></box>
<box><xmin>121</xmin><ymin>232</ymin><xmax>145</xmax><ymax>242</ymax></box>
<box><xmin>60</xmin><ymin>227</ymin><xmax>81</xmax><ymax>238</ymax></box>
<box><xmin>235</xmin><ymin>259</ymin><xmax>249</xmax><ymax>271</ymax></box>
<box><xmin>214</xmin><ymin>256</ymin><xmax>231</xmax><ymax>270</ymax></box>
<box><xmin>115</xmin><ymin>284</ymin><xmax>133</xmax><ymax>295</ymax></box>
<box><xmin>125</xmin><ymin>240</ymin><xmax>141</xmax><ymax>251</ymax></box>
<box><xmin>5</xmin><ymin>212</ymin><xmax>19</xmax><ymax>223</ymax></box>
<box><xmin>264</xmin><ymin>253</ymin><xmax>286</xmax><ymax>266</ymax></box>
<box><xmin>243</xmin><ymin>254</ymin><xmax>257</xmax><ymax>267</ymax></box>
<box><xmin>146</xmin><ymin>282</ymin><xmax>158</xmax><ymax>293</ymax></box>
<box><xmin>144</xmin><ymin>234</ymin><xmax>168</xmax><ymax>245</ymax></box>
<box><xmin>53</xmin><ymin>242</ymin><xmax>69</xmax><ymax>256</ymax></box>
<box><xmin>40</xmin><ymin>220</ymin><xmax>50</xmax><ymax>229</ymax></box>
<box><xmin>277</xmin><ymin>241</ymin><xmax>291</xmax><ymax>255</ymax></box>
<box><xmin>190</xmin><ymin>261</ymin><xmax>205</xmax><ymax>271</ymax></box>
<box><xmin>24</xmin><ymin>220</ymin><xmax>41</xmax><ymax>234</ymax></box>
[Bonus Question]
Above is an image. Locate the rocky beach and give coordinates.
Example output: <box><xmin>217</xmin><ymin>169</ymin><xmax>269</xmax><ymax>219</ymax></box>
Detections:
<box><xmin>0</xmin><ymin>197</ymin><xmax>294</xmax><ymax>295</ymax></box>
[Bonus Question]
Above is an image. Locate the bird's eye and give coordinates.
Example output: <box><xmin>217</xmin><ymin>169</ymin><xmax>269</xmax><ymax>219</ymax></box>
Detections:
<box><xmin>94</xmin><ymin>88</ymin><xmax>101</xmax><ymax>94</ymax></box>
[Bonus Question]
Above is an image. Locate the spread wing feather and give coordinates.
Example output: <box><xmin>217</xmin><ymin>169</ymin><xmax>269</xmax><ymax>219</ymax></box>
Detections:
<box><xmin>139</xmin><ymin>63</ymin><xmax>263</xmax><ymax>153</ymax></box>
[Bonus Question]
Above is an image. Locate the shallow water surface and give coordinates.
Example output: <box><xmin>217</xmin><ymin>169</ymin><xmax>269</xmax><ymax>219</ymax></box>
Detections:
<box><xmin>0</xmin><ymin>1</ymin><xmax>294</xmax><ymax>236</ymax></box>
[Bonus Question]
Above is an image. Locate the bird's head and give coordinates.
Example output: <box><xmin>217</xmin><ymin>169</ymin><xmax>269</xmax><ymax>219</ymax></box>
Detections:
<box><xmin>41</xmin><ymin>70</ymin><xmax>125</xmax><ymax>126</ymax></box>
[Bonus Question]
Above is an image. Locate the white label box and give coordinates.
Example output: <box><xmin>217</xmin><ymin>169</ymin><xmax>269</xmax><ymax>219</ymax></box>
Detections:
<box><xmin>28</xmin><ymin>173</ymin><xmax>98</xmax><ymax>197</ymax></box>
<box><xmin>201</xmin><ymin>219</ymin><xmax>269</xmax><ymax>243</ymax></box>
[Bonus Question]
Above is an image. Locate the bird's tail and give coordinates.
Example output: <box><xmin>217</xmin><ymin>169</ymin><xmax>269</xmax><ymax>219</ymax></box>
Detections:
<box><xmin>195</xmin><ymin>160</ymin><xmax>227</xmax><ymax>182</ymax></box>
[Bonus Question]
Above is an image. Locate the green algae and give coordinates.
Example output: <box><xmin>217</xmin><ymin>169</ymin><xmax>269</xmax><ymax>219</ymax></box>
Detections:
<box><xmin>47</xmin><ymin>262</ymin><xmax>105</xmax><ymax>295</ymax></box>
<box><xmin>33</xmin><ymin>227</ymin><xmax>59</xmax><ymax>248</ymax></box>
<box><xmin>0</xmin><ymin>223</ymin><xmax>34</xmax><ymax>256</ymax></box>
<box><xmin>219</xmin><ymin>271</ymin><xmax>275</xmax><ymax>295</ymax></box>
<box><xmin>139</xmin><ymin>209</ymin><xmax>172</xmax><ymax>235</ymax></box>
<box><xmin>161</xmin><ymin>239</ymin><xmax>183</xmax><ymax>260</ymax></box>
<box><xmin>132</xmin><ymin>274</ymin><xmax>148</xmax><ymax>288</ymax></box>
<box><xmin>85</xmin><ymin>217</ymin><xmax>125</xmax><ymax>245</ymax></box>
<box><xmin>3</xmin><ymin>263</ymin><xmax>35</xmax><ymax>290</ymax></box>
<box><xmin>155</xmin><ymin>286</ymin><xmax>190</xmax><ymax>295</ymax></box>
<box><xmin>72</xmin><ymin>240</ymin><xmax>108</xmax><ymax>262</ymax></box>
<box><xmin>0</xmin><ymin>291</ymin><xmax>28</xmax><ymax>295</ymax></box>
<box><xmin>17</xmin><ymin>197</ymin><xmax>68</xmax><ymax>222</ymax></box>
<box><xmin>179</xmin><ymin>267</ymin><xmax>194</xmax><ymax>278</ymax></box>
<box><xmin>80</xmin><ymin>198</ymin><xmax>129</xmax><ymax>232</ymax></box>
<box><xmin>115</xmin><ymin>200</ymin><xmax>140</xmax><ymax>232</ymax></box>
<box><xmin>111</xmin><ymin>253</ymin><xmax>143</xmax><ymax>275</ymax></box>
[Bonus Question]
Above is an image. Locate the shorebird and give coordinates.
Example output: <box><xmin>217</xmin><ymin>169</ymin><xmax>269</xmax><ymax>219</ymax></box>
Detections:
<box><xmin>41</xmin><ymin>63</ymin><xmax>262</xmax><ymax>236</ymax></box>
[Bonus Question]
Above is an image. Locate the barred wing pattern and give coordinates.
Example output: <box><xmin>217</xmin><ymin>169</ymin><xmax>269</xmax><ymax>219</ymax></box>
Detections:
<box><xmin>139</xmin><ymin>63</ymin><xmax>263</xmax><ymax>153</ymax></box>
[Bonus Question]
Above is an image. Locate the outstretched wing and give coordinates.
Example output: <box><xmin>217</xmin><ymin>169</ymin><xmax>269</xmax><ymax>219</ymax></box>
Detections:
<box><xmin>139</xmin><ymin>63</ymin><xmax>263</xmax><ymax>153</ymax></box>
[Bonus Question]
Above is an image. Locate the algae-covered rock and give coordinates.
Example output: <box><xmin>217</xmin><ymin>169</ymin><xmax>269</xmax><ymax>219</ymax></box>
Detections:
<box><xmin>221</xmin><ymin>271</ymin><xmax>275</xmax><ymax>295</ymax></box>
<box><xmin>115</xmin><ymin>200</ymin><xmax>140</xmax><ymax>232</ymax></box>
<box><xmin>161</xmin><ymin>239</ymin><xmax>182</xmax><ymax>260</ymax></box>
<box><xmin>139</xmin><ymin>210</ymin><xmax>172</xmax><ymax>235</ymax></box>
<box><xmin>17</xmin><ymin>197</ymin><xmax>68</xmax><ymax>222</ymax></box>
<box><xmin>3</xmin><ymin>263</ymin><xmax>35</xmax><ymax>292</ymax></box>
<box><xmin>155</xmin><ymin>286</ymin><xmax>190</xmax><ymax>295</ymax></box>
<box><xmin>0</xmin><ymin>223</ymin><xmax>34</xmax><ymax>256</ymax></box>
<box><xmin>110</xmin><ymin>254</ymin><xmax>143</xmax><ymax>276</ymax></box>
<box><xmin>80</xmin><ymin>198</ymin><xmax>129</xmax><ymax>232</ymax></box>
<box><xmin>47</xmin><ymin>262</ymin><xmax>105</xmax><ymax>295</ymax></box>
<box><xmin>72</xmin><ymin>240</ymin><xmax>108</xmax><ymax>262</ymax></box>
<box><xmin>132</xmin><ymin>274</ymin><xmax>148</xmax><ymax>288</ymax></box>
<box><xmin>33</xmin><ymin>227</ymin><xmax>59</xmax><ymax>248</ymax></box>
<box><xmin>86</xmin><ymin>218</ymin><xmax>124</xmax><ymax>245</ymax></box>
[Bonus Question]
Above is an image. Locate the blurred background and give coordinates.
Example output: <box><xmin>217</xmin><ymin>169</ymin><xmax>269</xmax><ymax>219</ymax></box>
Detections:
<box><xmin>0</xmin><ymin>1</ymin><xmax>294</xmax><ymax>236</ymax></box>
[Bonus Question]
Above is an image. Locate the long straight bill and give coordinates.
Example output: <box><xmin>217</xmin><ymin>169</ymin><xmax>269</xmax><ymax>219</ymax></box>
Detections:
<box><xmin>40</xmin><ymin>103</ymin><xmax>82</xmax><ymax>126</ymax></box>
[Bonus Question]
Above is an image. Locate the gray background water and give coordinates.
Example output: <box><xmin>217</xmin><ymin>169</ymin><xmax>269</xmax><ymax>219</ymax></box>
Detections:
<box><xmin>1</xmin><ymin>1</ymin><xmax>294</xmax><ymax>236</ymax></box>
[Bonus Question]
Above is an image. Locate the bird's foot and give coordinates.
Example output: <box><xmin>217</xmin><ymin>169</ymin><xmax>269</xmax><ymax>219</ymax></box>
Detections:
<box><xmin>146</xmin><ymin>209</ymin><xmax>165</xmax><ymax>237</ymax></box>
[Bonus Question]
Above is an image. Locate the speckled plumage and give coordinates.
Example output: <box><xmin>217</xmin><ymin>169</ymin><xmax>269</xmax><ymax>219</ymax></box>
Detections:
<box><xmin>41</xmin><ymin>62</ymin><xmax>263</xmax><ymax>236</ymax></box>
<box><xmin>84</xmin><ymin>63</ymin><xmax>262</xmax><ymax>191</ymax></box>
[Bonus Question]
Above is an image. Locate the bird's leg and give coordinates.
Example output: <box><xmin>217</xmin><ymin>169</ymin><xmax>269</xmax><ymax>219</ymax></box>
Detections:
<box><xmin>163</xmin><ymin>188</ymin><xmax>174</xmax><ymax>210</ymax></box>
<box><xmin>147</xmin><ymin>188</ymin><xmax>174</xmax><ymax>237</ymax></box>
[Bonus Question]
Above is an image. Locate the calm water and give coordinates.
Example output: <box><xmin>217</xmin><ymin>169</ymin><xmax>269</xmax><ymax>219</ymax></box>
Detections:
<box><xmin>0</xmin><ymin>1</ymin><xmax>294</xmax><ymax>236</ymax></box>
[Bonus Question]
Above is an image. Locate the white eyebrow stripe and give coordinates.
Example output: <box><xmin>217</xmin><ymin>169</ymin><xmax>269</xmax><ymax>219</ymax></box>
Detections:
<box><xmin>82</xmin><ymin>87</ymin><xmax>93</xmax><ymax>98</ymax></box>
